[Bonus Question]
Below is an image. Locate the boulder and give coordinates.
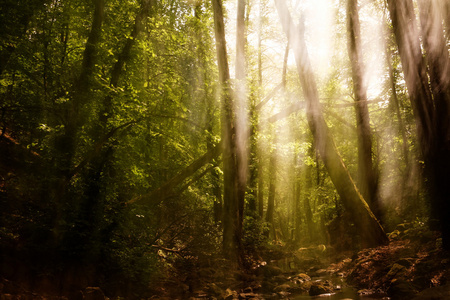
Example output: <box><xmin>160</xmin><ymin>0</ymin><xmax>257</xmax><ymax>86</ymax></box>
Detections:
<box><xmin>308</xmin><ymin>281</ymin><xmax>333</xmax><ymax>296</ymax></box>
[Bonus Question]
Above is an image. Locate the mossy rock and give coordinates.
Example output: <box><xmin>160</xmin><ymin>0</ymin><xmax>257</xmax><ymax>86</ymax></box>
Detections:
<box><xmin>387</xmin><ymin>263</ymin><xmax>406</xmax><ymax>279</ymax></box>
<box><xmin>290</xmin><ymin>273</ymin><xmax>311</xmax><ymax>284</ymax></box>
<box><xmin>308</xmin><ymin>281</ymin><xmax>333</xmax><ymax>296</ymax></box>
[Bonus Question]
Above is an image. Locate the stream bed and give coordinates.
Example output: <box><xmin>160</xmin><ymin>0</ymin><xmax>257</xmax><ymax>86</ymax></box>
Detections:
<box><xmin>289</xmin><ymin>276</ymin><xmax>390</xmax><ymax>300</ymax></box>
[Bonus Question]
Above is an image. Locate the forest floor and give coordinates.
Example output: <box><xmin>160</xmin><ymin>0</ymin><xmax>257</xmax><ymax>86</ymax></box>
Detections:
<box><xmin>2</xmin><ymin>221</ymin><xmax>450</xmax><ymax>299</ymax></box>
<box><xmin>153</xmin><ymin>220</ymin><xmax>450</xmax><ymax>300</ymax></box>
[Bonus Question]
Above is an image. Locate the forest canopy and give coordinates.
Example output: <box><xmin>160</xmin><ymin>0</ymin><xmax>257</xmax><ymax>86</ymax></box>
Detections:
<box><xmin>0</xmin><ymin>0</ymin><xmax>449</xmax><ymax>298</ymax></box>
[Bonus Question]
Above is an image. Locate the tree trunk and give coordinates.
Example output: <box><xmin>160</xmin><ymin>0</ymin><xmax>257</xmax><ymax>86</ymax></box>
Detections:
<box><xmin>274</xmin><ymin>0</ymin><xmax>388</xmax><ymax>248</ymax></box>
<box><xmin>58</xmin><ymin>0</ymin><xmax>105</xmax><ymax>176</ymax></box>
<box><xmin>388</xmin><ymin>0</ymin><xmax>450</xmax><ymax>249</ymax></box>
<box><xmin>294</xmin><ymin>178</ymin><xmax>302</xmax><ymax>244</ymax></box>
<box><xmin>265</xmin><ymin>145</ymin><xmax>277</xmax><ymax>239</ymax></box>
<box><xmin>418</xmin><ymin>0</ymin><xmax>450</xmax><ymax>249</ymax></box>
<box><xmin>258</xmin><ymin>166</ymin><xmax>264</xmax><ymax>218</ymax></box>
<box><xmin>235</xmin><ymin>0</ymin><xmax>247</xmax><ymax>243</ymax></box>
<box><xmin>212</xmin><ymin>0</ymin><xmax>242</xmax><ymax>261</ymax></box>
<box><xmin>346</xmin><ymin>0</ymin><xmax>380</xmax><ymax>217</ymax></box>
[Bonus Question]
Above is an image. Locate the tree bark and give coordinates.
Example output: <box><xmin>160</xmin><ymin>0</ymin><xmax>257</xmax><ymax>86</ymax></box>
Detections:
<box><xmin>57</xmin><ymin>0</ymin><xmax>105</xmax><ymax>176</ymax></box>
<box><xmin>346</xmin><ymin>0</ymin><xmax>379</xmax><ymax>217</ymax></box>
<box><xmin>235</xmin><ymin>0</ymin><xmax>247</xmax><ymax>244</ymax></box>
<box><xmin>274</xmin><ymin>0</ymin><xmax>388</xmax><ymax>248</ymax></box>
<box><xmin>417</xmin><ymin>0</ymin><xmax>450</xmax><ymax>249</ymax></box>
<box><xmin>388</xmin><ymin>0</ymin><xmax>450</xmax><ymax>249</ymax></box>
<box><xmin>212</xmin><ymin>0</ymin><xmax>241</xmax><ymax>261</ymax></box>
<box><xmin>265</xmin><ymin>143</ymin><xmax>277</xmax><ymax>238</ymax></box>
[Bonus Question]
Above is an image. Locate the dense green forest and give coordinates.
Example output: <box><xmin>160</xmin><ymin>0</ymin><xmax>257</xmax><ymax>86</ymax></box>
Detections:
<box><xmin>1</xmin><ymin>0</ymin><xmax>449</xmax><ymax>299</ymax></box>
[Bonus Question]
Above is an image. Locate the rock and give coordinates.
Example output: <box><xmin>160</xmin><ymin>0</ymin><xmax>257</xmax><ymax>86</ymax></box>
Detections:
<box><xmin>387</xmin><ymin>263</ymin><xmax>406</xmax><ymax>279</ymax></box>
<box><xmin>290</xmin><ymin>273</ymin><xmax>310</xmax><ymax>284</ymax></box>
<box><xmin>206</xmin><ymin>283</ymin><xmax>223</xmax><ymax>297</ymax></box>
<box><xmin>249</xmin><ymin>282</ymin><xmax>262</xmax><ymax>292</ymax></box>
<box><xmin>387</xmin><ymin>279</ymin><xmax>417</xmax><ymax>300</ymax></box>
<box><xmin>273</xmin><ymin>283</ymin><xmax>290</xmax><ymax>292</ymax></box>
<box><xmin>84</xmin><ymin>287</ymin><xmax>107</xmax><ymax>300</ymax></box>
<box><xmin>412</xmin><ymin>284</ymin><xmax>450</xmax><ymax>300</ymax></box>
<box><xmin>224</xmin><ymin>288</ymin><xmax>238</xmax><ymax>300</ymax></box>
<box><xmin>239</xmin><ymin>292</ymin><xmax>260</xmax><ymax>299</ymax></box>
<box><xmin>357</xmin><ymin>289</ymin><xmax>374</xmax><ymax>295</ymax></box>
<box><xmin>298</xmin><ymin>273</ymin><xmax>311</xmax><ymax>281</ymax></box>
<box><xmin>308</xmin><ymin>281</ymin><xmax>333</xmax><ymax>296</ymax></box>
<box><xmin>277</xmin><ymin>291</ymin><xmax>290</xmax><ymax>298</ymax></box>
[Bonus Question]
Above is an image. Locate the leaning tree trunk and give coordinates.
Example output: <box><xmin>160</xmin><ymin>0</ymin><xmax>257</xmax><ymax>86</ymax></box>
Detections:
<box><xmin>346</xmin><ymin>0</ymin><xmax>380</xmax><ymax>218</ymax></box>
<box><xmin>274</xmin><ymin>0</ymin><xmax>388</xmax><ymax>248</ymax></box>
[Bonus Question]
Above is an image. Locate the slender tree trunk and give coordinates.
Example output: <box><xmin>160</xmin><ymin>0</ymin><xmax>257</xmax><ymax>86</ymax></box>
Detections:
<box><xmin>212</xmin><ymin>0</ymin><xmax>241</xmax><ymax>261</ymax></box>
<box><xmin>58</xmin><ymin>0</ymin><xmax>105</xmax><ymax>176</ymax></box>
<box><xmin>294</xmin><ymin>178</ymin><xmax>302</xmax><ymax>244</ymax></box>
<box><xmin>304</xmin><ymin>144</ymin><xmax>315</xmax><ymax>242</ymax></box>
<box><xmin>235</xmin><ymin>0</ymin><xmax>247</xmax><ymax>242</ymax></box>
<box><xmin>265</xmin><ymin>144</ymin><xmax>277</xmax><ymax>238</ymax></box>
<box><xmin>386</xmin><ymin>44</ymin><xmax>409</xmax><ymax>166</ymax></box>
<box><xmin>274</xmin><ymin>0</ymin><xmax>388</xmax><ymax>248</ymax></box>
<box><xmin>346</xmin><ymin>0</ymin><xmax>379</xmax><ymax>217</ymax></box>
<box><xmin>248</xmin><ymin>100</ymin><xmax>258</xmax><ymax>213</ymax></box>
<box><xmin>51</xmin><ymin>0</ymin><xmax>105</xmax><ymax>248</ymax></box>
<box><xmin>254</xmin><ymin>0</ymin><xmax>265</xmax><ymax>219</ymax></box>
<box><xmin>258</xmin><ymin>166</ymin><xmax>264</xmax><ymax>218</ymax></box>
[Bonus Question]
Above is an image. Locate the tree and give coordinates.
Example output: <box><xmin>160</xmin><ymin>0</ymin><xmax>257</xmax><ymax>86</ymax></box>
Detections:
<box><xmin>387</xmin><ymin>0</ymin><xmax>450</xmax><ymax>249</ymax></box>
<box><xmin>211</xmin><ymin>0</ymin><xmax>242</xmax><ymax>261</ymax></box>
<box><xmin>346</xmin><ymin>0</ymin><xmax>379</xmax><ymax>217</ymax></box>
<box><xmin>274</xmin><ymin>0</ymin><xmax>388</xmax><ymax>247</ymax></box>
